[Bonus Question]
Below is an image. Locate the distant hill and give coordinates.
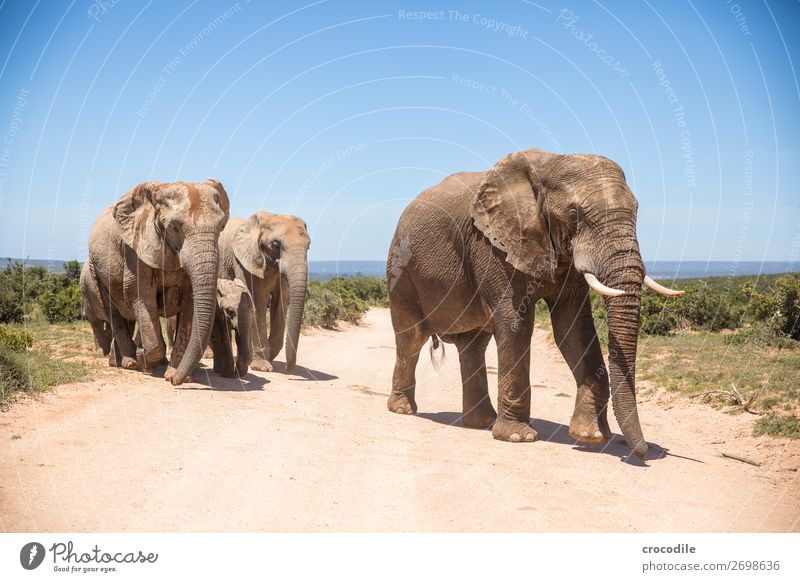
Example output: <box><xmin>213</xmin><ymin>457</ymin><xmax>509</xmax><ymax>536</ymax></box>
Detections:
<box><xmin>2</xmin><ymin>257</ymin><xmax>796</xmax><ymax>280</ymax></box>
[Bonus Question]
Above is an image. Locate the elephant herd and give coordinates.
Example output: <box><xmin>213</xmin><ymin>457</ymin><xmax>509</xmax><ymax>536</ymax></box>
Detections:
<box><xmin>80</xmin><ymin>148</ymin><xmax>684</xmax><ymax>459</ymax></box>
<box><xmin>80</xmin><ymin>179</ymin><xmax>310</xmax><ymax>387</ymax></box>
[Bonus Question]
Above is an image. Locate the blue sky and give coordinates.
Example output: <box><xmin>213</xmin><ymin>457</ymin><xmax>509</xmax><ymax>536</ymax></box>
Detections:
<box><xmin>0</xmin><ymin>0</ymin><xmax>798</xmax><ymax>262</ymax></box>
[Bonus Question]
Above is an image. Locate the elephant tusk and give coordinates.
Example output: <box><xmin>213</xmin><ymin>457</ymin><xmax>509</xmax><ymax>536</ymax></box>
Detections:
<box><xmin>584</xmin><ymin>273</ymin><xmax>625</xmax><ymax>297</ymax></box>
<box><xmin>644</xmin><ymin>275</ymin><xmax>685</xmax><ymax>297</ymax></box>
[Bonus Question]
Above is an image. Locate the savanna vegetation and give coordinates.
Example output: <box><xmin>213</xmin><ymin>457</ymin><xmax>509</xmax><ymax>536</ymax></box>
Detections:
<box><xmin>579</xmin><ymin>272</ymin><xmax>800</xmax><ymax>439</ymax></box>
<box><xmin>2</xmin><ymin>258</ymin><xmax>798</xmax><ymax>439</ymax></box>
<box><xmin>0</xmin><ymin>260</ymin><xmax>87</xmax><ymax>407</ymax></box>
<box><xmin>303</xmin><ymin>276</ymin><xmax>388</xmax><ymax>328</ymax></box>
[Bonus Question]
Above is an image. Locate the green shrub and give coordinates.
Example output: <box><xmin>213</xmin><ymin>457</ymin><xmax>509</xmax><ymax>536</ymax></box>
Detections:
<box><xmin>677</xmin><ymin>281</ymin><xmax>737</xmax><ymax>331</ymax></box>
<box><xmin>0</xmin><ymin>326</ymin><xmax>34</xmax><ymax>352</ymax></box>
<box><xmin>745</xmin><ymin>273</ymin><xmax>800</xmax><ymax>341</ymax></box>
<box><xmin>304</xmin><ymin>282</ymin><xmax>369</xmax><ymax>328</ymax></box>
<box><xmin>0</xmin><ymin>347</ymin><xmax>28</xmax><ymax>403</ymax></box>
<box><xmin>753</xmin><ymin>413</ymin><xmax>800</xmax><ymax>439</ymax></box>
<box><xmin>324</xmin><ymin>276</ymin><xmax>389</xmax><ymax>306</ymax></box>
<box><xmin>639</xmin><ymin>291</ymin><xmax>679</xmax><ymax>336</ymax></box>
<box><xmin>0</xmin><ymin>260</ymin><xmax>83</xmax><ymax>324</ymax></box>
<box><xmin>0</xmin><ymin>344</ymin><xmax>86</xmax><ymax>408</ymax></box>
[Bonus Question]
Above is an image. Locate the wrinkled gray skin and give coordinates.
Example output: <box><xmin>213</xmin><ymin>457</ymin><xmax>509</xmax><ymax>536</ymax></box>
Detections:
<box><xmin>83</xmin><ymin>180</ymin><xmax>230</xmax><ymax>385</ymax></box>
<box><xmin>210</xmin><ymin>278</ymin><xmax>255</xmax><ymax>377</ymax></box>
<box><xmin>387</xmin><ymin>148</ymin><xmax>649</xmax><ymax>458</ymax></box>
<box><xmin>80</xmin><ymin>261</ymin><xmax>112</xmax><ymax>355</ymax></box>
<box><xmin>218</xmin><ymin>212</ymin><xmax>310</xmax><ymax>373</ymax></box>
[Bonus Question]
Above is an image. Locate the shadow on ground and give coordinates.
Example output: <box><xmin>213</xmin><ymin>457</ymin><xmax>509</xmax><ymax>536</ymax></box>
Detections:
<box><xmin>415</xmin><ymin>411</ymin><xmax>677</xmax><ymax>466</ymax></box>
<box><xmin>270</xmin><ymin>361</ymin><xmax>338</xmax><ymax>381</ymax></box>
<box><xmin>180</xmin><ymin>368</ymin><xmax>270</xmax><ymax>392</ymax></box>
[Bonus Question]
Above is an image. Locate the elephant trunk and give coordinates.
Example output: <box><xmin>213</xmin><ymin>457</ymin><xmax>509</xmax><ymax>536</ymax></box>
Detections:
<box><xmin>604</xmin><ymin>255</ymin><xmax>647</xmax><ymax>458</ymax></box>
<box><xmin>172</xmin><ymin>229</ymin><xmax>220</xmax><ymax>385</ymax></box>
<box><xmin>281</xmin><ymin>244</ymin><xmax>309</xmax><ymax>373</ymax></box>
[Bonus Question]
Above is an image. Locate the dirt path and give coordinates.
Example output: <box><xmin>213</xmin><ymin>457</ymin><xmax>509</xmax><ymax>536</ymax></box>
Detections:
<box><xmin>2</xmin><ymin>308</ymin><xmax>798</xmax><ymax>532</ymax></box>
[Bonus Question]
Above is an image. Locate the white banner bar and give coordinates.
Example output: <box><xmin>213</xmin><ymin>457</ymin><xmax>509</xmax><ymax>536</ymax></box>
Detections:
<box><xmin>1</xmin><ymin>533</ymin><xmax>798</xmax><ymax>580</ymax></box>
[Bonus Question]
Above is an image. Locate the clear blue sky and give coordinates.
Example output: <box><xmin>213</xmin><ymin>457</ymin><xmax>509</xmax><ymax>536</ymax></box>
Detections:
<box><xmin>0</xmin><ymin>0</ymin><xmax>798</xmax><ymax>262</ymax></box>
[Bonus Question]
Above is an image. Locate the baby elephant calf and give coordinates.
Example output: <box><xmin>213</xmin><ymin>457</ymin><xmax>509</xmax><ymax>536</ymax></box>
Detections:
<box><xmin>211</xmin><ymin>278</ymin><xmax>255</xmax><ymax>378</ymax></box>
<box><xmin>168</xmin><ymin>279</ymin><xmax>255</xmax><ymax>377</ymax></box>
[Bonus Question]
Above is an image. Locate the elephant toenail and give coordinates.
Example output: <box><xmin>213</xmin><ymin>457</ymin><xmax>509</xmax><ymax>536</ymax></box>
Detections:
<box><xmin>509</xmin><ymin>433</ymin><xmax>521</xmax><ymax>442</ymax></box>
<box><xmin>525</xmin><ymin>433</ymin><xmax>535</xmax><ymax>441</ymax></box>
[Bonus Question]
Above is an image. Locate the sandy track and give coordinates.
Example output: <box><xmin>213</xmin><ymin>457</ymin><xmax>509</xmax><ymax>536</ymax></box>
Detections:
<box><xmin>1</xmin><ymin>308</ymin><xmax>798</xmax><ymax>532</ymax></box>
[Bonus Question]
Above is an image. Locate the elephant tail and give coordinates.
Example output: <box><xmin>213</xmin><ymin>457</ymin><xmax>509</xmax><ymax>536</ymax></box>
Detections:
<box><xmin>429</xmin><ymin>334</ymin><xmax>445</xmax><ymax>370</ymax></box>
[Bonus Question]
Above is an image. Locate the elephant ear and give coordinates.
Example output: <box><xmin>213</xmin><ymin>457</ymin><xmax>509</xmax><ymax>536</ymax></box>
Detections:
<box><xmin>233</xmin><ymin>215</ymin><xmax>267</xmax><ymax>279</ymax></box>
<box><xmin>470</xmin><ymin>151</ymin><xmax>557</xmax><ymax>278</ymax></box>
<box><xmin>204</xmin><ymin>179</ymin><xmax>230</xmax><ymax>223</ymax></box>
<box><xmin>112</xmin><ymin>182</ymin><xmax>180</xmax><ymax>271</ymax></box>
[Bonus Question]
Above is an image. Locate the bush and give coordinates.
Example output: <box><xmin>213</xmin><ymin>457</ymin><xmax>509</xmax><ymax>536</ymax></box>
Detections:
<box><xmin>747</xmin><ymin>274</ymin><xmax>800</xmax><ymax>341</ymax></box>
<box><xmin>0</xmin><ymin>344</ymin><xmax>86</xmax><ymax>408</ymax></box>
<box><xmin>0</xmin><ymin>260</ymin><xmax>83</xmax><ymax>324</ymax></box>
<box><xmin>640</xmin><ymin>291</ymin><xmax>679</xmax><ymax>336</ymax></box>
<box><xmin>0</xmin><ymin>326</ymin><xmax>34</xmax><ymax>352</ymax></box>
<box><xmin>677</xmin><ymin>281</ymin><xmax>737</xmax><ymax>331</ymax></box>
<box><xmin>304</xmin><ymin>281</ymin><xmax>369</xmax><ymax>328</ymax></box>
<box><xmin>324</xmin><ymin>276</ymin><xmax>389</xmax><ymax>306</ymax></box>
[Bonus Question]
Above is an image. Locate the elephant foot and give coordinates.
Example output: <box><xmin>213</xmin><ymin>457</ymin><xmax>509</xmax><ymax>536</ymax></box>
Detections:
<box><xmin>492</xmin><ymin>418</ymin><xmax>537</xmax><ymax>443</ymax></box>
<box><xmin>235</xmin><ymin>360</ymin><xmax>249</xmax><ymax>377</ymax></box>
<box><xmin>165</xmin><ymin>366</ymin><xmax>195</xmax><ymax>385</ymax></box>
<box><xmin>387</xmin><ymin>392</ymin><xmax>417</xmax><ymax>415</ymax></box>
<box><xmin>120</xmin><ymin>356</ymin><xmax>139</xmax><ymax>370</ymax></box>
<box><xmin>569</xmin><ymin>412</ymin><xmax>612</xmax><ymax>445</ymax></box>
<box><xmin>250</xmin><ymin>358</ymin><xmax>273</xmax><ymax>372</ymax></box>
<box><xmin>137</xmin><ymin>348</ymin><xmax>167</xmax><ymax>371</ymax></box>
<box><xmin>462</xmin><ymin>402</ymin><xmax>497</xmax><ymax>429</ymax></box>
<box><xmin>569</xmin><ymin>386</ymin><xmax>612</xmax><ymax>444</ymax></box>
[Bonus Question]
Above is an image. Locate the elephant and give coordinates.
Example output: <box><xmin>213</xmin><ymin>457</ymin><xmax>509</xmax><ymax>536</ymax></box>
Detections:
<box><xmin>386</xmin><ymin>148</ymin><xmax>683</xmax><ymax>458</ymax></box>
<box><xmin>218</xmin><ymin>211</ymin><xmax>310</xmax><ymax>373</ymax></box>
<box><xmin>177</xmin><ymin>278</ymin><xmax>254</xmax><ymax>378</ymax></box>
<box><xmin>83</xmin><ymin>179</ymin><xmax>230</xmax><ymax>385</ymax></box>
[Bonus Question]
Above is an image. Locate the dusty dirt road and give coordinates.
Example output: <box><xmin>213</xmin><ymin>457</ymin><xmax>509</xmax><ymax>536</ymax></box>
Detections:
<box><xmin>2</xmin><ymin>308</ymin><xmax>798</xmax><ymax>532</ymax></box>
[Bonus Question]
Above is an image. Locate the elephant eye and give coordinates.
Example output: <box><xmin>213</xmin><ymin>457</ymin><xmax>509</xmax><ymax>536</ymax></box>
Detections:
<box><xmin>568</xmin><ymin>207</ymin><xmax>580</xmax><ymax>225</ymax></box>
<box><xmin>261</xmin><ymin>239</ymin><xmax>281</xmax><ymax>261</ymax></box>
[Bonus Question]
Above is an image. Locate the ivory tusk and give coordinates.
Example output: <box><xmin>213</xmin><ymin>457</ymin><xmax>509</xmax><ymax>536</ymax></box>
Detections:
<box><xmin>644</xmin><ymin>275</ymin><xmax>685</xmax><ymax>297</ymax></box>
<box><xmin>584</xmin><ymin>273</ymin><xmax>625</xmax><ymax>297</ymax></box>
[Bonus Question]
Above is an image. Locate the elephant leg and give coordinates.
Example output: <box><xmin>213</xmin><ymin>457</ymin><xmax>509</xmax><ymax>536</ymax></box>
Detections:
<box><xmin>453</xmin><ymin>330</ymin><xmax>496</xmax><ymax>429</ymax></box>
<box><xmin>89</xmin><ymin>318</ymin><xmax>111</xmax><ymax>355</ymax></box>
<box><xmin>387</xmin><ymin>303</ymin><xmax>427</xmax><ymax>415</ymax></box>
<box><xmin>166</xmin><ymin>292</ymin><xmax>195</xmax><ymax>383</ymax></box>
<box><xmin>210</xmin><ymin>308</ymin><xmax>235</xmax><ymax>378</ymax></box>
<box><xmin>109</xmin><ymin>316</ymin><xmax>138</xmax><ymax>370</ymax></box>
<box><xmin>132</xmin><ymin>296</ymin><xmax>167</xmax><ymax>370</ymax></box>
<box><xmin>165</xmin><ymin>315</ymin><xmax>177</xmax><ymax>349</ymax></box>
<box><xmin>491</xmin><ymin>314</ymin><xmax>537</xmax><ymax>443</ymax></box>
<box><xmin>267</xmin><ymin>278</ymin><xmax>288</xmax><ymax>362</ymax></box>
<box><xmin>234</xmin><ymin>301</ymin><xmax>253</xmax><ymax>377</ymax></box>
<box><xmin>547</xmin><ymin>292</ymin><xmax>612</xmax><ymax>445</ymax></box>
<box><xmin>121</xmin><ymin>259</ymin><xmax>166</xmax><ymax>370</ymax></box>
<box><xmin>234</xmin><ymin>327</ymin><xmax>251</xmax><ymax>376</ymax></box>
<box><xmin>249</xmin><ymin>278</ymin><xmax>273</xmax><ymax>372</ymax></box>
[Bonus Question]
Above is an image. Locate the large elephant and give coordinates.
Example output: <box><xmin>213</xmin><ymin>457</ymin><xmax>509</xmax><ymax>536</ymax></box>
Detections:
<box><xmin>218</xmin><ymin>212</ymin><xmax>310</xmax><ymax>373</ymax></box>
<box><xmin>386</xmin><ymin>148</ymin><xmax>683</xmax><ymax>458</ymax></box>
<box><xmin>83</xmin><ymin>179</ymin><xmax>230</xmax><ymax>385</ymax></box>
